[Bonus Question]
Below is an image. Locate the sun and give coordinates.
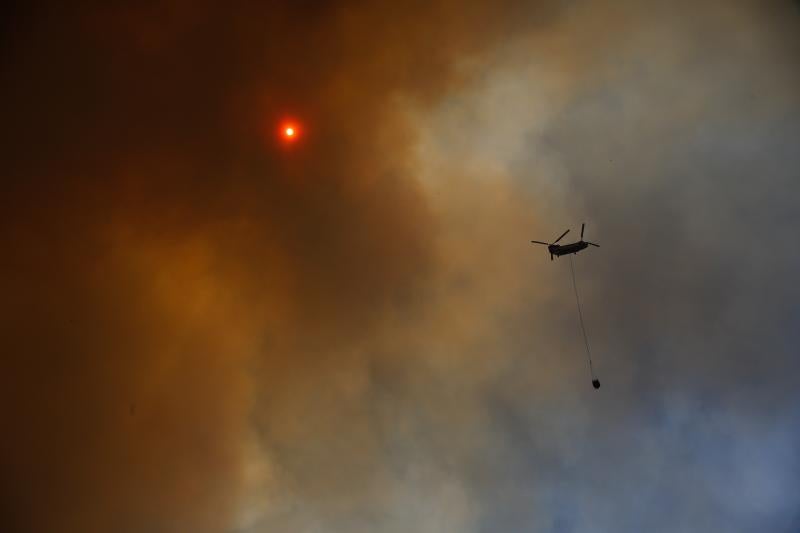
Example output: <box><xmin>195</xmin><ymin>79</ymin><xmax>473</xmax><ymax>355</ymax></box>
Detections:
<box><xmin>280</xmin><ymin>121</ymin><xmax>301</xmax><ymax>143</ymax></box>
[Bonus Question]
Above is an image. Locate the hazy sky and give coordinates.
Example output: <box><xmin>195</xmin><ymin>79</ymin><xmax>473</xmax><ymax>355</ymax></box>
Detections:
<box><xmin>2</xmin><ymin>1</ymin><xmax>799</xmax><ymax>532</ymax></box>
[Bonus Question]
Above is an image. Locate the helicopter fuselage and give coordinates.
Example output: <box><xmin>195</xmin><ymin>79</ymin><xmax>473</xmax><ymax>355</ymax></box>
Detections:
<box><xmin>549</xmin><ymin>241</ymin><xmax>589</xmax><ymax>257</ymax></box>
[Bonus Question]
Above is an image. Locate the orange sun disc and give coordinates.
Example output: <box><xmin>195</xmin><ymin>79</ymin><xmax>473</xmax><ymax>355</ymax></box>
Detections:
<box><xmin>280</xmin><ymin>121</ymin><xmax>300</xmax><ymax>142</ymax></box>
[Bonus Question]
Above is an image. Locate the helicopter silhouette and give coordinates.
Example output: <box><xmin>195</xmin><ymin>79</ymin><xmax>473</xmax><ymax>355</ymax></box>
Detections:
<box><xmin>531</xmin><ymin>223</ymin><xmax>599</xmax><ymax>261</ymax></box>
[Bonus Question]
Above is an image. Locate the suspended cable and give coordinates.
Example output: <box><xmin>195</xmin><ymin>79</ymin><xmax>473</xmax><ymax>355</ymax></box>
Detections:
<box><xmin>569</xmin><ymin>254</ymin><xmax>600</xmax><ymax>389</ymax></box>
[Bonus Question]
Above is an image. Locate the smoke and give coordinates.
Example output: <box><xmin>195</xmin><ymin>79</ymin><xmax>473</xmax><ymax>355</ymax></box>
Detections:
<box><xmin>409</xmin><ymin>1</ymin><xmax>800</xmax><ymax>532</ymax></box>
<box><xmin>2</xmin><ymin>1</ymin><xmax>799</xmax><ymax>532</ymax></box>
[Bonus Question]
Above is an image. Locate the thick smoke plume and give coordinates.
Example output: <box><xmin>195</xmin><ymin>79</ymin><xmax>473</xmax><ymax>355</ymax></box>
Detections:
<box><xmin>2</xmin><ymin>1</ymin><xmax>799</xmax><ymax>532</ymax></box>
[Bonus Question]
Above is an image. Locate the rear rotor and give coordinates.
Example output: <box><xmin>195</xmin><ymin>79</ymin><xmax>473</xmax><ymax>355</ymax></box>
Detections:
<box><xmin>580</xmin><ymin>222</ymin><xmax>599</xmax><ymax>247</ymax></box>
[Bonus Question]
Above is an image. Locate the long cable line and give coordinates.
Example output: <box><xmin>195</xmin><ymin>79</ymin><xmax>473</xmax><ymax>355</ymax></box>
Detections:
<box><xmin>569</xmin><ymin>254</ymin><xmax>599</xmax><ymax>388</ymax></box>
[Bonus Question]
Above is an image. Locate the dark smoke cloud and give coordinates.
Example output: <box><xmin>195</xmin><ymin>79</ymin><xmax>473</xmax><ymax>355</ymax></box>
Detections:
<box><xmin>1</xmin><ymin>2</ymin><xmax>556</xmax><ymax>532</ymax></box>
<box><xmin>2</xmin><ymin>1</ymin><xmax>799</xmax><ymax>532</ymax></box>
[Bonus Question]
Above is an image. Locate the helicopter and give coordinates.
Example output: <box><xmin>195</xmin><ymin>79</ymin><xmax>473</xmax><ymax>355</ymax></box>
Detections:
<box><xmin>531</xmin><ymin>223</ymin><xmax>600</xmax><ymax>261</ymax></box>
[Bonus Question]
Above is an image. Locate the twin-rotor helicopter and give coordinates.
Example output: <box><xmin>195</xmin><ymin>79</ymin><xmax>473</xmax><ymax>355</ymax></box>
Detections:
<box><xmin>530</xmin><ymin>223</ymin><xmax>599</xmax><ymax>261</ymax></box>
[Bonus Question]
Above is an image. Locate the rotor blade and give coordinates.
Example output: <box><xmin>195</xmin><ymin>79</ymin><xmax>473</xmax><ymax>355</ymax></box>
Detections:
<box><xmin>553</xmin><ymin>229</ymin><xmax>570</xmax><ymax>244</ymax></box>
<box><xmin>530</xmin><ymin>240</ymin><xmax>550</xmax><ymax>246</ymax></box>
<box><xmin>586</xmin><ymin>242</ymin><xmax>600</xmax><ymax>247</ymax></box>
<box><xmin>581</xmin><ymin>223</ymin><xmax>585</xmax><ymax>239</ymax></box>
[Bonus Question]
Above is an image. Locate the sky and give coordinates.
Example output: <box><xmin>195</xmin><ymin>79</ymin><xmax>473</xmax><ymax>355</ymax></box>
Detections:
<box><xmin>1</xmin><ymin>1</ymin><xmax>799</xmax><ymax>532</ymax></box>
